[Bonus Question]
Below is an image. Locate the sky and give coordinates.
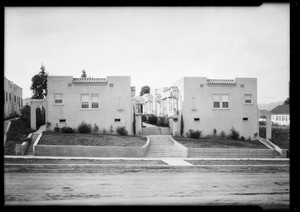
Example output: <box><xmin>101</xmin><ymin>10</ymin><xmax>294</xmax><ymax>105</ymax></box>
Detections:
<box><xmin>5</xmin><ymin>4</ymin><xmax>289</xmax><ymax>104</ymax></box>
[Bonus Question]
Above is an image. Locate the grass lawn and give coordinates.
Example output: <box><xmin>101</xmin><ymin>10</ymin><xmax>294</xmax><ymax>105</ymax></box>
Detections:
<box><xmin>39</xmin><ymin>131</ymin><xmax>147</xmax><ymax>147</ymax></box>
<box><xmin>4</xmin><ymin>118</ymin><xmax>35</xmax><ymax>155</ymax></box>
<box><xmin>172</xmin><ymin>136</ymin><xmax>268</xmax><ymax>149</ymax></box>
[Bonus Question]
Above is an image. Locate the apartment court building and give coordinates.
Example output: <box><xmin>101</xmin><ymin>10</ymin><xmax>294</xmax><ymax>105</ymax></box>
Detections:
<box><xmin>271</xmin><ymin>104</ymin><xmax>290</xmax><ymax>126</ymax></box>
<box><xmin>30</xmin><ymin>75</ymin><xmax>133</xmax><ymax>135</ymax></box>
<box><xmin>145</xmin><ymin>77</ymin><xmax>259</xmax><ymax>139</ymax></box>
<box><xmin>4</xmin><ymin>77</ymin><xmax>23</xmax><ymax>118</ymax></box>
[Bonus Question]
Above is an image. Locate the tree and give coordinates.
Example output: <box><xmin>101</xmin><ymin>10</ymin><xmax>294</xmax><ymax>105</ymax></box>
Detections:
<box><xmin>81</xmin><ymin>70</ymin><xmax>87</xmax><ymax>78</ymax></box>
<box><xmin>283</xmin><ymin>98</ymin><xmax>289</xmax><ymax>105</ymax></box>
<box><xmin>180</xmin><ymin>114</ymin><xmax>184</xmax><ymax>137</ymax></box>
<box><xmin>140</xmin><ymin>85</ymin><xmax>150</xmax><ymax>96</ymax></box>
<box><xmin>30</xmin><ymin>64</ymin><xmax>48</xmax><ymax>99</ymax></box>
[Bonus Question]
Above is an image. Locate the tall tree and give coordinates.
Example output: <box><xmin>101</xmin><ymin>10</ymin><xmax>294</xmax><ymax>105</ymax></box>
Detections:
<box><xmin>283</xmin><ymin>97</ymin><xmax>290</xmax><ymax>105</ymax></box>
<box><xmin>140</xmin><ymin>85</ymin><xmax>150</xmax><ymax>96</ymax></box>
<box><xmin>30</xmin><ymin>64</ymin><xmax>48</xmax><ymax>99</ymax></box>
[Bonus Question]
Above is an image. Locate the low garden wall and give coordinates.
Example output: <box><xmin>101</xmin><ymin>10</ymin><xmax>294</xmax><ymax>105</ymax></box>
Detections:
<box><xmin>187</xmin><ymin>148</ymin><xmax>277</xmax><ymax>158</ymax></box>
<box><xmin>34</xmin><ymin>136</ymin><xmax>151</xmax><ymax>157</ymax></box>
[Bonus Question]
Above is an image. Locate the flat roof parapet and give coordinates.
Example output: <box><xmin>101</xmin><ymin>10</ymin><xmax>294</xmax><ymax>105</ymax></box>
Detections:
<box><xmin>207</xmin><ymin>79</ymin><xmax>236</xmax><ymax>85</ymax></box>
<box><xmin>72</xmin><ymin>78</ymin><xmax>107</xmax><ymax>84</ymax></box>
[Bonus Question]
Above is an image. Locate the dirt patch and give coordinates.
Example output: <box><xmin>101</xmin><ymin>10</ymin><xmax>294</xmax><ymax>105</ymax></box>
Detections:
<box><xmin>173</xmin><ymin>136</ymin><xmax>268</xmax><ymax>149</ymax></box>
<box><xmin>39</xmin><ymin>132</ymin><xmax>147</xmax><ymax>147</ymax></box>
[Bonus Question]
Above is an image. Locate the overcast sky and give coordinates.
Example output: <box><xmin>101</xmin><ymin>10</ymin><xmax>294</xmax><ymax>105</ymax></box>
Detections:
<box><xmin>5</xmin><ymin>4</ymin><xmax>289</xmax><ymax>104</ymax></box>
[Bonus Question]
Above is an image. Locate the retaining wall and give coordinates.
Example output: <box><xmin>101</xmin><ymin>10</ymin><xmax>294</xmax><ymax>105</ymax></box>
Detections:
<box><xmin>187</xmin><ymin>148</ymin><xmax>277</xmax><ymax>158</ymax></box>
<box><xmin>34</xmin><ymin>136</ymin><xmax>151</xmax><ymax>157</ymax></box>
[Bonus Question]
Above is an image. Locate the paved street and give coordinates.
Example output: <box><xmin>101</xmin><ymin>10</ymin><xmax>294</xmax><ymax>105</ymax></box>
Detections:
<box><xmin>4</xmin><ymin>158</ymin><xmax>289</xmax><ymax>209</ymax></box>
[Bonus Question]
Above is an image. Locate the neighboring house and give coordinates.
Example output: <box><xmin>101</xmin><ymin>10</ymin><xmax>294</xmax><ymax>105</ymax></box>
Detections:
<box><xmin>30</xmin><ymin>75</ymin><xmax>133</xmax><ymax>134</ymax></box>
<box><xmin>143</xmin><ymin>93</ymin><xmax>154</xmax><ymax>115</ymax></box>
<box><xmin>4</xmin><ymin>77</ymin><xmax>23</xmax><ymax>118</ymax></box>
<box><xmin>270</xmin><ymin>104</ymin><xmax>290</xmax><ymax>126</ymax></box>
<box><xmin>169</xmin><ymin>77</ymin><xmax>259</xmax><ymax>139</ymax></box>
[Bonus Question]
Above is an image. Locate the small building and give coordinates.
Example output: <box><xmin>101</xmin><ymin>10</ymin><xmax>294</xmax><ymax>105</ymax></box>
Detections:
<box><xmin>170</xmin><ymin>77</ymin><xmax>259</xmax><ymax>139</ymax></box>
<box><xmin>4</xmin><ymin>77</ymin><xmax>23</xmax><ymax>118</ymax></box>
<box><xmin>270</xmin><ymin>104</ymin><xmax>290</xmax><ymax>126</ymax></box>
<box><xmin>30</xmin><ymin>75</ymin><xmax>134</xmax><ymax>135</ymax></box>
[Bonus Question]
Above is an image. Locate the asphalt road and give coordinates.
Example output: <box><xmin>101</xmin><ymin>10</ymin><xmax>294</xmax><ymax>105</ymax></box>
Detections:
<box><xmin>4</xmin><ymin>159</ymin><xmax>289</xmax><ymax>209</ymax></box>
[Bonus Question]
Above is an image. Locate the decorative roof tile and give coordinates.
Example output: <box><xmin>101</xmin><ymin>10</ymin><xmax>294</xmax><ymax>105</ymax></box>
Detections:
<box><xmin>207</xmin><ymin>79</ymin><xmax>236</xmax><ymax>85</ymax></box>
<box><xmin>163</xmin><ymin>86</ymin><xmax>179</xmax><ymax>92</ymax></box>
<box><xmin>72</xmin><ymin>78</ymin><xmax>107</xmax><ymax>84</ymax></box>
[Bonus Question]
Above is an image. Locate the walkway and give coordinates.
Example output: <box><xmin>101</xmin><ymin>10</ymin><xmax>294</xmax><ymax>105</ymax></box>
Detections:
<box><xmin>25</xmin><ymin>125</ymin><xmax>46</xmax><ymax>155</ymax></box>
<box><xmin>146</xmin><ymin>135</ymin><xmax>186</xmax><ymax>158</ymax></box>
<box><xmin>141</xmin><ymin>122</ymin><xmax>171</xmax><ymax>135</ymax></box>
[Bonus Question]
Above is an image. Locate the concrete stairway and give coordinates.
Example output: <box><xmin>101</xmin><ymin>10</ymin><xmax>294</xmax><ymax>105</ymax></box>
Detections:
<box><xmin>146</xmin><ymin>136</ymin><xmax>186</xmax><ymax>158</ymax></box>
<box><xmin>25</xmin><ymin>133</ymin><xmax>39</xmax><ymax>155</ymax></box>
<box><xmin>141</xmin><ymin>127</ymin><xmax>171</xmax><ymax>136</ymax></box>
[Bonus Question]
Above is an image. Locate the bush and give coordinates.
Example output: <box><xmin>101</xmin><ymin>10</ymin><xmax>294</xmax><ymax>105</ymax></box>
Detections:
<box><xmin>180</xmin><ymin>115</ymin><xmax>184</xmax><ymax>137</ymax></box>
<box><xmin>78</xmin><ymin>122</ymin><xmax>91</xmax><ymax>133</ymax></box>
<box><xmin>142</xmin><ymin>115</ymin><xmax>147</xmax><ymax>122</ymax></box>
<box><xmin>147</xmin><ymin>115</ymin><xmax>158</xmax><ymax>125</ymax></box>
<box><xmin>93</xmin><ymin>124</ymin><xmax>99</xmax><ymax>133</ymax></box>
<box><xmin>259</xmin><ymin>121</ymin><xmax>266</xmax><ymax>126</ymax></box>
<box><xmin>230</xmin><ymin>127</ymin><xmax>240</xmax><ymax>140</ymax></box>
<box><xmin>186</xmin><ymin>129</ymin><xmax>202</xmax><ymax>139</ymax></box>
<box><xmin>60</xmin><ymin>126</ymin><xmax>74</xmax><ymax>133</ymax></box>
<box><xmin>213</xmin><ymin>128</ymin><xmax>217</xmax><ymax>137</ymax></box>
<box><xmin>253</xmin><ymin>132</ymin><xmax>258</xmax><ymax>138</ymax></box>
<box><xmin>116</xmin><ymin>126</ymin><xmax>128</xmax><ymax>136</ymax></box>
<box><xmin>240</xmin><ymin>136</ymin><xmax>245</xmax><ymax>141</ymax></box>
<box><xmin>109</xmin><ymin>125</ymin><xmax>114</xmax><ymax>134</ymax></box>
<box><xmin>102</xmin><ymin>128</ymin><xmax>107</xmax><ymax>135</ymax></box>
<box><xmin>156</xmin><ymin>116</ymin><xmax>169</xmax><ymax>127</ymax></box>
<box><xmin>54</xmin><ymin>124</ymin><xmax>60</xmax><ymax>133</ymax></box>
<box><xmin>220</xmin><ymin>130</ymin><xmax>226</xmax><ymax>139</ymax></box>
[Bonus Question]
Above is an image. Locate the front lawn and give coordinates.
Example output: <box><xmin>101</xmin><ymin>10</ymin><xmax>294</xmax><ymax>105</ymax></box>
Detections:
<box><xmin>172</xmin><ymin>136</ymin><xmax>268</xmax><ymax>149</ymax></box>
<box><xmin>4</xmin><ymin>118</ymin><xmax>35</xmax><ymax>155</ymax></box>
<box><xmin>259</xmin><ymin>126</ymin><xmax>289</xmax><ymax>150</ymax></box>
<box><xmin>39</xmin><ymin>131</ymin><xmax>147</xmax><ymax>147</ymax></box>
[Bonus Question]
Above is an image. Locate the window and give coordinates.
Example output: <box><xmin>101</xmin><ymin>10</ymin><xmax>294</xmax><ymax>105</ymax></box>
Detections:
<box><xmin>243</xmin><ymin>117</ymin><xmax>248</xmax><ymax>121</ymax></box>
<box><xmin>91</xmin><ymin>94</ymin><xmax>99</xmax><ymax>108</ymax></box>
<box><xmin>54</xmin><ymin>93</ymin><xmax>63</xmax><ymax>105</ymax></box>
<box><xmin>200</xmin><ymin>84</ymin><xmax>204</xmax><ymax>87</ymax></box>
<box><xmin>59</xmin><ymin>119</ymin><xmax>66</xmax><ymax>122</ymax></box>
<box><xmin>213</xmin><ymin>94</ymin><xmax>229</xmax><ymax>109</ymax></box>
<box><xmin>9</xmin><ymin>93</ymin><xmax>11</xmax><ymax>101</ymax></box>
<box><xmin>81</xmin><ymin>94</ymin><xmax>89</xmax><ymax>108</ymax></box>
<box><xmin>241</xmin><ymin>84</ymin><xmax>244</xmax><ymax>88</ymax></box>
<box><xmin>213</xmin><ymin>95</ymin><xmax>220</xmax><ymax>108</ymax></box>
<box><xmin>244</xmin><ymin>94</ymin><xmax>252</xmax><ymax>104</ymax></box>
<box><xmin>194</xmin><ymin>118</ymin><xmax>200</xmax><ymax>121</ymax></box>
<box><xmin>5</xmin><ymin>92</ymin><xmax>7</xmax><ymax>101</ymax></box>
<box><xmin>14</xmin><ymin>95</ymin><xmax>16</xmax><ymax>102</ymax></box>
<box><xmin>114</xmin><ymin>119</ymin><xmax>121</xmax><ymax>122</ymax></box>
<box><xmin>222</xmin><ymin>95</ymin><xmax>229</xmax><ymax>108</ymax></box>
<box><xmin>109</xmin><ymin>83</ymin><xmax>114</xmax><ymax>87</ymax></box>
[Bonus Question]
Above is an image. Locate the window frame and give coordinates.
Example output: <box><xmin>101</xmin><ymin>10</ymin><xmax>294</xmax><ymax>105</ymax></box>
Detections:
<box><xmin>91</xmin><ymin>94</ymin><xmax>100</xmax><ymax>109</ymax></box>
<box><xmin>54</xmin><ymin>93</ymin><xmax>64</xmax><ymax>105</ymax></box>
<box><xmin>213</xmin><ymin>94</ymin><xmax>230</xmax><ymax>109</ymax></box>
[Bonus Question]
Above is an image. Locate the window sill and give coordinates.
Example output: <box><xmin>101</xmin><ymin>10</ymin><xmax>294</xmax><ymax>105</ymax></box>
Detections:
<box><xmin>212</xmin><ymin>108</ymin><xmax>230</xmax><ymax>110</ymax></box>
<box><xmin>54</xmin><ymin>104</ymin><xmax>64</xmax><ymax>106</ymax></box>
<box><xmin>80</xmin><ymin>108</ymin><xmax>100</xmax><ymax>111</ymax></box>
<box><xmin>244</xmin><ymin>103</ymin><xmax>253</xmax><ymax>106</ymax></box>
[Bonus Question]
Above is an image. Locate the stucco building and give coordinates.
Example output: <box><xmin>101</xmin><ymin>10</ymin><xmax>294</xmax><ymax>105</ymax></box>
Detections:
<box><xmin>167</xmin><ymin>77</ymin><xmax>259</xmax><ymax>139</ymax></box>
<box><xmin>30</xmin><ymin>75</ymin><xmax>133</xmax><ymax>135</ymax></box>
<box><xmin>4</xmin><ymin>77</ymin><xmax>23</xmax><ymax>118</ymax></box>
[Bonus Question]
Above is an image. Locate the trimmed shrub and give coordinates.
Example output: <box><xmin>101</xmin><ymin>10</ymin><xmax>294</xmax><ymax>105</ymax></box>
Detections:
<box><xmin>102</xmin><ymin>128</ymin><xmax>107</xmax><ymax>135</ymax></box>
<box><xmin>180</xmin><ymin>115</ymin><xmax>184</xmax><ymax>137</ymax></box>
<box><xmin>109</xmin><ymin>125</ymin><xmax>114</xmax><ymax>134</ymax></box>
<box><xmin>142</xmin><ymin>115</ymin><xmax>147</xmax><ymax>122</ymax></box>
<box><xmin>240</xmin><ymin>136</ymin><xmax>245</xmax><ymax>141</ymax></box>
<box><xmin>253</xmin><ymin>132</ymin><xmax>258</xmax><ymax>138</ymax></box>
<box><xmin>147</xmin><ymin>115</ymin><xmax>158</xmax><ymax>125</ymax></box>
<box><xmin>93</xmin><ymin>124</ymin><xmax>99</xmax><ymax>133</ymax></box>
<box><xmin>230</xmin><ymin>127</ymin><xmax>240</xmax><ymax>140</ymax></box>
<box><xmin>60</xmin><ymin>126</ymin><xmax>74</xmax><ymax>133</ymax></box>
<box><xmin>186</xmin><ymin>129</ymin><xmax>202</xmax><ymax>139</ymax></box>
<box><xmin>116</xmin><ymin>126</ymin><xmax>128</xmax><ymax>136</ymax></box>
<box><xmin>213</xmin><ymin>128</ymin><xmax>217</xmax><ymax>137</ymax></box>
<box><xmin>54</xmin><ymin>124</ymin><xmax>60</xmax><ymax>133</ymax></box>
<box><xmin>78</xmin><ymin>122</ymin><xmax>91</xmax><ymax>133</ymax></box>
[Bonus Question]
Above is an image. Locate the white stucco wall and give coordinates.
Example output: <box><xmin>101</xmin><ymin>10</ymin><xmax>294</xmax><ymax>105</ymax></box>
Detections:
<box><xmin>46</xmin><ymin>76</ymin><xmax>133</xmax><ymax>135</ymax></box>
<box><xmin>173</xmin><ymin>77</ymin><xmax>259</xmax><ymax>139</ymax></box>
